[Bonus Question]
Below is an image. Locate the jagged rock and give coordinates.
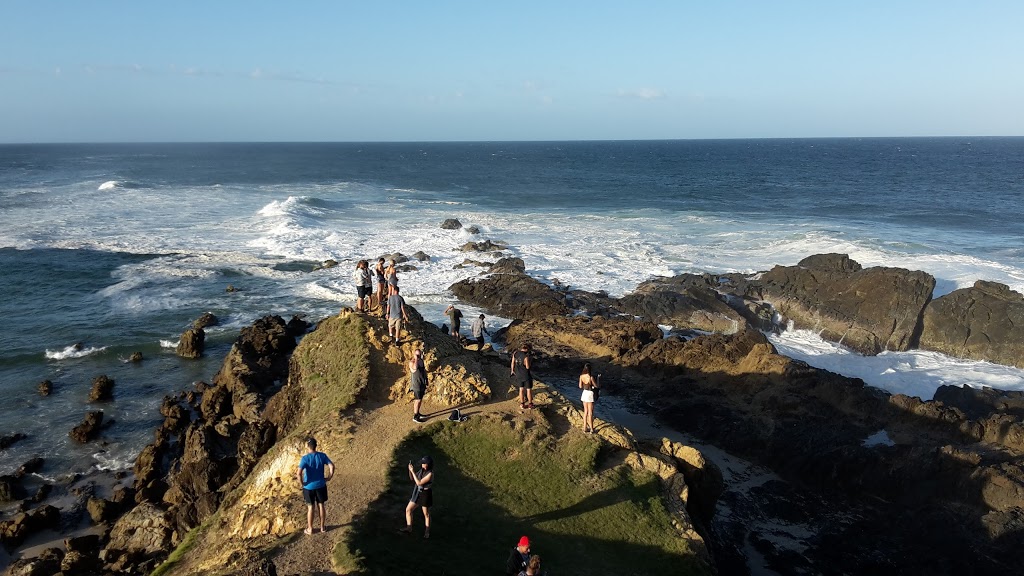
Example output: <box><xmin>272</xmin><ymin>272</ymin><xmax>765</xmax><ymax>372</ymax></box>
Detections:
<box><xmin>0</xmin><ymin>505</ymin><xmax>60</xmax><ymax>549</ymax></box>
<box><xmin>31</xmin><ymin>484</ymin><xmax>51</xmax><ymax>503</ymax></box>
<box><xmin>0</xmin><ymin>475</ymin><xmax>27</xmax><ymax>502</ymax></box>
<box><xmin>87</xmin><ymin>497</ymin><xmax>115</xmax><ymax>524</ymax></box>
<box><xmin>919</xmin><ymin>280</ymin><xmax>1024</xmax><ymax>369</ymax></box>
<box><xmin>106</xmin><ymin>503</ymin><xmax>173</xmax><ymax>557</ymax></box>
<box><xmin>129</xmin><ymin>351</ymin><xmax>144</xmax><ymax>363</ymax></box>
<box><xmin>466</xmin><ymin>225</ymin><xmax>481</xmax><ymax>234</ymax></box>
<box><xmin>17</xmin><ymin>457</ymin><xmax>44</xmax><ymax>477</ymax></box>
<box><xmin>159</xmin><ymin>396</ymin><xmax>191</xmax><ymax>434</ymax></box>
<box><xmin>286</xmin><ymin>314</ymin><xmax>310</xmax><ymax>337</ymax></box>
<box><xmin>65</xmin><ymin>533</ymin><xmax>101</xmax><ymax>553</ymax></box>
<box><xmin>69</xmin><ymin>411</ymin><xmax>104</xmax><ymax>443</ymax></box>
<box><xmin>89</xmin><ymin>375</ymin><xmax>115</xmax><ymax>402</ymax></box>
<box><xmin>380</xmin><ymin>252</ymin><xmax>409</xmax><ymax>264</ymax></box>
<box><xmin>933</xmin><ymin>384</ymin><xmax>1024</xmax><ymax>420</ymax></box>
<box><xmin>411</xmin><ymin>250</ymin><xmax>431</xmax><ymax>261</ymax></box>
<box><xmin>753</xmin><ymin>254</ymin><xmax>935</xmax><ymax>355</ymax></box>
<box><xmin>489</xmin><ymin>257</ymin><xmax>526</xmax><ymax>274</ymax></box>
<box><xmin>450</xmin><ymin>274</ymin><xmax>569</xmax><ymax>319</ymax></box>
<box><xmin>37</xmin><ymin>379</ymin><xmax>53</xmax><ymax>396</ymax></box>
<box><xmin>440</xmin><ymin>218</ymin><xmax>462</xmax><ymax>229</ymax></box>
<box><xmin>459</xmin><ymin>239</ymin><xmax>506</xmax><ymax>252</ymax></box>
<box><xmin>194</xmin><ymin>312</ymin><xmax>219</xmax><ymax>329</ymax></box>
<box><xmin>0</xmin><ymin>432</ymin><xmax>27</xmax><ymax>449</ymax></box>
<box><xmin>61</xmin><ymin>549</ymin><xmax>102</xmax><ymax>573</ymax></box>
<box><xmin>505</xmin><ymin>316</ymin><xmax>663</xmax><ymax>364</ymax></box>
<box><xmin>226</xmin><ymin>284</ymin><xmax>238</xmax><ymax>293</ymax></box>
<box><xmin>312</xmin><ymin>259</ymin><xmax>338</xmax><ymax>271</ymax></box>
<box><xmin>617</xmin><ymin>286</ymin><xmax>746</xmax><ymax>333</ymax></box>
<box><xmin>5</xmin><ymin>547</ymin><xmax>63</xmax><ymax>576</ymax></box>
<box><xmin>453</xmin><ymin>259</ymin><xmax>494</xmax><ymax>270</ymax></box>
<box><xmin>176</xmin><ymin>327</ymin><xmax>205</xmax><ymax>359</ymax></box>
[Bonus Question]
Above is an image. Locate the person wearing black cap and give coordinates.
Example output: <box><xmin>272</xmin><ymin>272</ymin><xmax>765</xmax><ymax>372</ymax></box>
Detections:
<box><xmin>400</xmin><ymin>455</ymin><xmax>434</xmax><ymax>539</ymax></box>
<box><xmin>296</xmin><ymin>437</ymin><xmax>334</xmax><ymax>535</ymax></box>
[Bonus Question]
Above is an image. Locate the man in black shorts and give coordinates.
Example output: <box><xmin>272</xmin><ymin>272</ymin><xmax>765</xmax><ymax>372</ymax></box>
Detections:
<box><xmin>296</xmin><ymin>437</ymin><xmax>335</xmax><ymax>534</ymax></box>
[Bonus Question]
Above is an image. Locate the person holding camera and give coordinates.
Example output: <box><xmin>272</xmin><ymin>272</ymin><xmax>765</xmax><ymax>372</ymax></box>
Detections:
<box><xmin>400</xmin><ymin>455</ymin><xmax>434</xmax><ymax>539</ymax></box>
<box><xmin>296</xmin><ymin>437</ymin><xmax>334</xmax><ymax>534</ymax></box>
<box><xmin>579</xmin><ymin>363</ymin><xmax>601</xmax><ymax>434</ymax></box>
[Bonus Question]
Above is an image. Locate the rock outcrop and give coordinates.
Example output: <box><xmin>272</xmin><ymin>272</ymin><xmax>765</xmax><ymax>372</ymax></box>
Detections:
<box><xmin>89</xmin><ymin>375</ymin><xmax>115</xmax><ymax>402</ymax></box>
<box><xmin>440</xmin><ymin>218</ymin><xmax>462</xmax><ymax>229</ymax></box>
<box><xmin>176</xmin><ymin>327</ymin><xmax>205</xmax><ymax>359</ymax></box>
<box><xmin>919</xmin><ymin>280</ymin><xmax>1024</xmax><ymax>368</ymax></box>
<box><xmin>618</xmin><ymin>285</ymin><xmax>746</xmax><ymax>333</ymax></box>
<box><xmin>451</xmin><ymin>272</ymin><xmax>569</xmax><ymax>319</ymax></box>
<box><xmin>750</xmin><ymin>254</ymin><xmax>935</xmax><ymax>354</ymax></box>
<box><xmin>69</xmin><ymin>411</ymin><xmax>104</xmax><ymax>443</ymax></box>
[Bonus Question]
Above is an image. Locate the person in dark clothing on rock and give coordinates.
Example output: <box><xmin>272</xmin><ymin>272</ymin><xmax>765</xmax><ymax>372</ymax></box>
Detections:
<box><xmin>511</xmin><ymin>343</ymin><xmax>534</xmax><ymax>409</ymax></box>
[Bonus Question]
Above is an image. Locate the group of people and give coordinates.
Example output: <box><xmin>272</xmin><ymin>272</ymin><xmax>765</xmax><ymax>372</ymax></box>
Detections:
<box><xmin>352</xmin><ymin>257</ymin><xmax>398</xmax><ymax>313</ymax></box>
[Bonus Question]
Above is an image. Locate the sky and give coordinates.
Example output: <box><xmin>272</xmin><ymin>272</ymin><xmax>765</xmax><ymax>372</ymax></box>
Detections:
<box><xmin>1</xmin><ymin>1</ymin><xmax>1022</xmax><ymax>142</ymax></box>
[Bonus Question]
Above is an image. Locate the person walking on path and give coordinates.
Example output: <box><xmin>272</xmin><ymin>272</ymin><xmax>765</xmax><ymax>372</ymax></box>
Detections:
<box><xmin>511</xmin><ymin>343</ymin><xmax>534</xmax><ymax>409</ymax></box>
<box><xmin>409</xmin><ymin>349</ymin><xmax>428</xmax><ymax>423</ymax></box>
<box><xmin>470</xmin><ymin>314</ymin><xmax>490</xmax><ymax>351</ymax></box>
<box><xmin>505</xmin><ymin>535</ymin><xmax>532</xmax><ymax>575</ymax></box>
<box><xmin>445</xmin><ymin>304</ymin><xmax>463</xmax><ymax>341</ymax></box>
<box><xmin>353</xmin><ymin>260</ymin><xmax>372</xmax><ymax>312</ymax></box>
<box><xmin>400</xmin><ymin>455</ymin><xmax>434</xmax><ymax>539</ymax></box>
<box><xmin>578</xmin><ymin>363</ymin><xmax>601</xmax><ymax>434</ymax></box>
<box><xmin>386</xmin><ymin>286</ymin><xmax>409</xmax><ymax>343</ymax></box>
<box><xmin>373</xmin><ymin>257</ymin><xmax>387</xmax><ymax>309</ymax></box>
<box><xmin>296</xmin><ymin>437</ymin><xmax>334</xmax><ymax>535</ymax></box>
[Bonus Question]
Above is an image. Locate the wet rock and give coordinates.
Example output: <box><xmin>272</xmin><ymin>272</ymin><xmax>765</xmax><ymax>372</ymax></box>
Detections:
<box><xmin>69</xmin><ymin>411</ymin><xmax>105</xmax><ymax>443</ymax></box>
<box><xmin>489</xmin><ymin>257</ymin><xmax>526</xmax><ymax>274</ymax></box>
<box><xmin>37</xmin><ymin>379</ymin><xmax>53</xmax><ymax>396</ymax></box>
<box><xmin>312</xmin><ymin>259</ymin><xmax>338</xmax><ymax>271</ymax></box>
<box><xmin>17</xmin><ymin>457</ymin><xmax>44</xmax><ymax>477</ymax></box>
<box><xmin>31</xmin><ymin>484</ymin><xmax>52</xmax><ymax>503</ymax></box>
<box><xmin>0</xmin><ymin>505</ymin><xmax>60</xmax><ymax>549</ymax></box>
<box><xmin>0</xmin><ymin>432</ymin><xmax>27</xmax><ymax>449</ymax></box>
<box><xmin>176</xmin><ymin>327</ymin><xmax>205</xmax><ymax>359</ymax></box>
<box><xmin>226</xmin><ymin>284</ymin><xmax>238</xmax><ymax>293</ymax></box>
<box><xmin>459</xmin><ymin>239</ymin><xmax>507</xmax><ymax>252</ymax></box>
<box><xmin>286</xmin><ymin>314</ymin><xmax>310</xmax><ymax>338</ymax></box>
<box><xmin>440</xmin><ymin>218</ymin><xmax>462</xmax><ymax>229</ymax></box>
<box><xmin>450</xmin><ymin>273</ymin><xmax>569</xmax><ymax>319</ymax></box>
<box><xmin>380</xmin><ymin>252</ymin><xmax>409</xmax><ymax>264</ymax></box>
<box><xmin>0</xmin><ymin>475</ymin><xmax>27</xmax><ymax>502</ymax></box>
<box><xmin>411</xmin><ymin>250</ymin><xmax>431</xmax><ymax>261</ymax></box>
<box><xmin>466</xmin><ymin>225</ymin><xmax>481</xmax><ymax>234</ymax></box>
<box><xmin>194</xmin><ymin>312</ymin><xmax>219</xmax><ymax>329</ymax></box>
<box><xmin>754</xmin><ymin>253</ymin><xmax>935</xmax><ymax>355</ymax></box>
<box><xmin>129</xmin><ymin>351</ymin><xmax>144</xmax><ymax>363</ymax></box>
<box><xmin>159</xmin><ymin>396</ymin><xmax>191</xmax><ymax>434</ymax></box>
<box><xmin>89</xmin><ymin>375</ymin><xmax>115</xmax><ymax>402</ymax></box>
<box><xmin>617</xmin><ymin>286</ymin><xmax>746</xmax><ymax>333</ymax></box>
<box><xmin>453</xmin><ymin>259</ymin><xmax>494</xmax><ymax>270</ymax></box>
<box><xmin>933</xmin><ymin>384</ymin><xmax>1024</xmax><ymax>420</ymax></box>
<box><xmin>920</xmin><ymin>280</ymin><xmax>1024</xmax><ymax>369</ymax></box>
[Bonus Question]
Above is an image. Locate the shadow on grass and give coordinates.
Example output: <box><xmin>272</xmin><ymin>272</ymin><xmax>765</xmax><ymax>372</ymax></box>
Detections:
<box><xmin>340</xmin><ymin>421</ymin><xmax>710</xmax><ymax>576</ymax></box>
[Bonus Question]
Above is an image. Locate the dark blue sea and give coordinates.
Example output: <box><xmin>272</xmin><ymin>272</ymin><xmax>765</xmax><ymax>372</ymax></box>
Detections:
<box><xmin>2</xmin><ymin>138</ymin><xmax>1024</xmax><ymax>476</ymax></box>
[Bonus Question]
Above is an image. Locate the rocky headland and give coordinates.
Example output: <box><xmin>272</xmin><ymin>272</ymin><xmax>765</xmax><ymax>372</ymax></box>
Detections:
<box><xmin>4</xmin><ymin>251</ymin><xmax>1024</xmax><ymax>575</ymax></box>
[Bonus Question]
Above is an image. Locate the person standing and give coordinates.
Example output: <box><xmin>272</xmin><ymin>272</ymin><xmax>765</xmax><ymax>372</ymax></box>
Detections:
<box><xmin>471</xmin><ymin>314</ymin><xmax>490</xmax><ymax>351</ymax></box>
<box><xmin>505</xmin><ymin>535</ymin><xmax>532</xmax><ymax>575</ymax></box>
<box><xmin>296</xmin><ymin>437</ymin><xmax>334</xmax><ymax>535</ymax></box>
<box><xmin>374</xmin><ymin>257</ymin><xmax>387</xmax><ymax>308</ymax></box>
<box><xmin>578</xmin><ymin>363</ymin><xmax>600</xmax><ymax>434</ymax></box>
<box><xmin>511</xmin><ymin>343</ymin><xmax>534</xmax><ymax>409</ymax></box>
<box><xmin>353</xmin><ymin>260</ymin><xmax>372</xmax><ymax>312</ymax></box>
<box><xmin>409</xmin><ymin>349</ymin><xmax>428</xmax><ymax>423</ymax></box>
<box><xmin>445</xmin><ymin>304</ymin><xmax>463</xmax><ymax>341</ymax></box>
<box><xmin>400</xmin><ymin>455</ymin><xmax>434</xmax><ymax>539</ymax></box>
<box><xmin>386</xmin><ymin>286</ymin><xmax>409</xmax><ymax>343</ymax></box>
<box><xmin>385</xmin><ymin>258</ymin><xmax>399</xmax><ymax>291</ymax></box>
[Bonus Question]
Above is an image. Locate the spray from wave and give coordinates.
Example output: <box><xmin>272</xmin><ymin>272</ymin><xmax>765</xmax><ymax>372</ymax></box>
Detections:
<box><xmin>45</xmin><ymin>344</ymin><xmax>108</xmax><ymax>360</ymax></box>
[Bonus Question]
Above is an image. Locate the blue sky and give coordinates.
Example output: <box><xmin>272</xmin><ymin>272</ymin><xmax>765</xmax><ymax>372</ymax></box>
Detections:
<box><xmin>2</xmin><ymin>1</ymin><xmax>1021</xmax><ymax>142</ymax></box>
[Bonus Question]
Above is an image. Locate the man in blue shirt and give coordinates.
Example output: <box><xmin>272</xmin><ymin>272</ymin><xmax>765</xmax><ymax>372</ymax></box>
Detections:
<box><xmin>296</xmin><ymin>437</ymin><xmax>335</xmax><ymax>535</ymax></box>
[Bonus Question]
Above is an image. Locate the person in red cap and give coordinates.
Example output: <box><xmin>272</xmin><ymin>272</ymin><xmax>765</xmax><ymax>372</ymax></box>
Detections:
<box><xmin>506</xmin><ymin>535</ymin><xmax>532</xmax><ymax>575</ymax></box>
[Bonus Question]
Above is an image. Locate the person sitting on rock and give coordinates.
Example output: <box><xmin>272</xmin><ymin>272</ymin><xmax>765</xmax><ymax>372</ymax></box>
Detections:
<box><xmin>296</xmin><ymin>437</ymin><xmax>334</xmax><ymax>535</ymax></box>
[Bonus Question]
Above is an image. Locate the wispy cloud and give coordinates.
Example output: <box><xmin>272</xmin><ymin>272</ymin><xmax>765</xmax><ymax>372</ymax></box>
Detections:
<box><xmin>617</xmin><ymin>87</ymin><xmax>666</xmax><ymax>100</ymax></box>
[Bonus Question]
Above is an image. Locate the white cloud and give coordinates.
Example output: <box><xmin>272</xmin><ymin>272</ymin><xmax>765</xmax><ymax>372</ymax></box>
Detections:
<box><xmin>617</xmin><ymin>87</ymin><xmax>666</xmax><ymax>100</ymax></box>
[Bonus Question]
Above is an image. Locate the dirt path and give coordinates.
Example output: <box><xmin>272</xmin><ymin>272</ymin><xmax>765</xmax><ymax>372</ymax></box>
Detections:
<box><xmin>270</xmin><ymin>317</ymin><xmax>540</xmax><ymax>575</ymax></box>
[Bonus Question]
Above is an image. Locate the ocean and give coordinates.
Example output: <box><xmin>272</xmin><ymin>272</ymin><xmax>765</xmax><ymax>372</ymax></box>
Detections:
<box><xmin>2</xmin><ymin>138</ymin><xmax>1024</xmax><ymax>477</ymax></box>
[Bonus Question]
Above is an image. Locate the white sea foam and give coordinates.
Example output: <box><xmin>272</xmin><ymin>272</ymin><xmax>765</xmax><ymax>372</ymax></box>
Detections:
<box><xmin>45</xmin><ymin>344</ymin><xmax>108</xmax><ymax>360</ymax></box>
<box><xmin>768</xmin><ymin>327</ymin><xmax>1024</xmax><ymax>400</ymax></box>
<box><xmin>159</xmin><ymin>339</ymin><xmax>179</xmax><ymax>348</ymax></box>
<box><xmin>92</xmin><ymin>450</ymin><xmax>134</xmax><ymax>472</ymax></box>
<box><xmin>97</xmin><ymin>180</ymin><xmax>119</xmax><ymax>191</ymax></box>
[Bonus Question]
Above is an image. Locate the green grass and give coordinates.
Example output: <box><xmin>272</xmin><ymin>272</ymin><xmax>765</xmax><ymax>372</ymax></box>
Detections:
<box><xmin>338</xmin><ymin>414</ymin><xmax>710</xmax><ymax>576</ymax></box>
<box><xmin>290</xmin><ymin>313</ymin><xmax>370</xmax><ymax>420</ymax></box>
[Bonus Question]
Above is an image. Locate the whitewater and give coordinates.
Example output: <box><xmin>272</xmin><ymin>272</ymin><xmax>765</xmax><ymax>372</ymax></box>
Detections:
<box><xmin>2</xmin><ymin>139</ymin><xmax>1024</xmax><ymax>475</ymax></box>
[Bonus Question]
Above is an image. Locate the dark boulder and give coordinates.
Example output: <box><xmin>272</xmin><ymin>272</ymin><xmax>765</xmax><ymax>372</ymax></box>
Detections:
<box><xmin>0</xmin><ymin>432</ymin><xmax>27</xmax><ymax>449</ymax></box>
<box><xmin>312</xmin><ymin>259</ymin><xmax>338</xmax><ymax>271</ymax></box>
<box><xmin>5</xmin><ymin>547</ymin><xmax>63</xmax><ymax>576</ymax></box>
<box><xmin>919</xmin><ymin>280</ymin><xmax>1024</xmax><ymax>369</ymax></box>
<box><xmin>225</xmin><ymin>284</ymin><xmax>239</xmax><ymax>293</ymax></box>
<box><xmin>129</xmin><ymin>351</ymin><xmax>144</xmax><ymax>363</ymax></box>
<box><xmin>411</xmin><ymin>250</ymin><xmax>431</xmax><ymax>262</ymax></box>
<box><xmin>466</xmin><ymin>225</ymin><xmax>481</xmax><ymax>234</ymax></box>
<box><xmin>89</xmin><ymin>375</ymin><xmax>115</xmax><ymax>402</ymax></box>
<box><xmin>37</xmin><ymin>380</ymin><xmax>53</xmax><ymax>396</ymax></box>
<box><xmin>617</xmin><ymin>286</ymin><xmax>747</xmax><ymax>333</ymax></box>
<box><xmin>933</xmin><ymin>384</ymin><xmax>1024</xmax><ymax>420</ymax></box>
<box><xmin>69</xmin><ymin>411</ymin><xmax>104</xmax><ymax>443</ymax></box>
<box><xmin>286</xmin><ymin>314</ymin><xmax>310</xmax><ymax>338</ymax></box>
<box><xmin>0</xmin><ymin>475</ymin><xmax>27</xmax><ymax>502</ymax></box>
<box><xmin>489</xmin><ymin>257</ymin><xmax>525</xmax><ymax>274</ymax></box>
<box><xmin>17</xmin><ymin>457</ymin><xmax>44</xmax><ymax>477</ymax></box>
<box><xmin>440</xmin><ymin>218</ymin><xmax>462</xmax><ymax>230</ymax></box>
<box><xmin>450</xmin><ymin>274</ymin><xmax>569</xmax><ymax>319</ymax></box>
<box><xmin>380</xmin><ymin>252</ymin><xmax>409</xmax><ymax>264</ymax></box>
<box><xmin>176</xmin><ymin>327</ymin><xmax>205</xmax><ymax>359</ymax></box>
<box><xmin>453</xmin><ymin>259</ymin><xmax>494</xmax><ymax>270</ymax></box>
<box><xmin>754</xmin><ymin>254</ymin><xmax>935</xmax><ymax>355</ymax></box>
<box><xmin>0</xmin><ymin>505</ymin><xmax>60</xmax><ymax>549</ymax></box>
<box><xmin>61</xmin><ymin>549</ymin><xmax>103</xmax><ymax>574</ymax></box>
<box><xmin>459</xmin><ymin>239</ymin><xmax>506</xmax><ymax>253</ymax></box>
<box><xmin>194</xmin><ymin>312</ymin><xmax>219</xmax><ymax>329</ymax></box>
